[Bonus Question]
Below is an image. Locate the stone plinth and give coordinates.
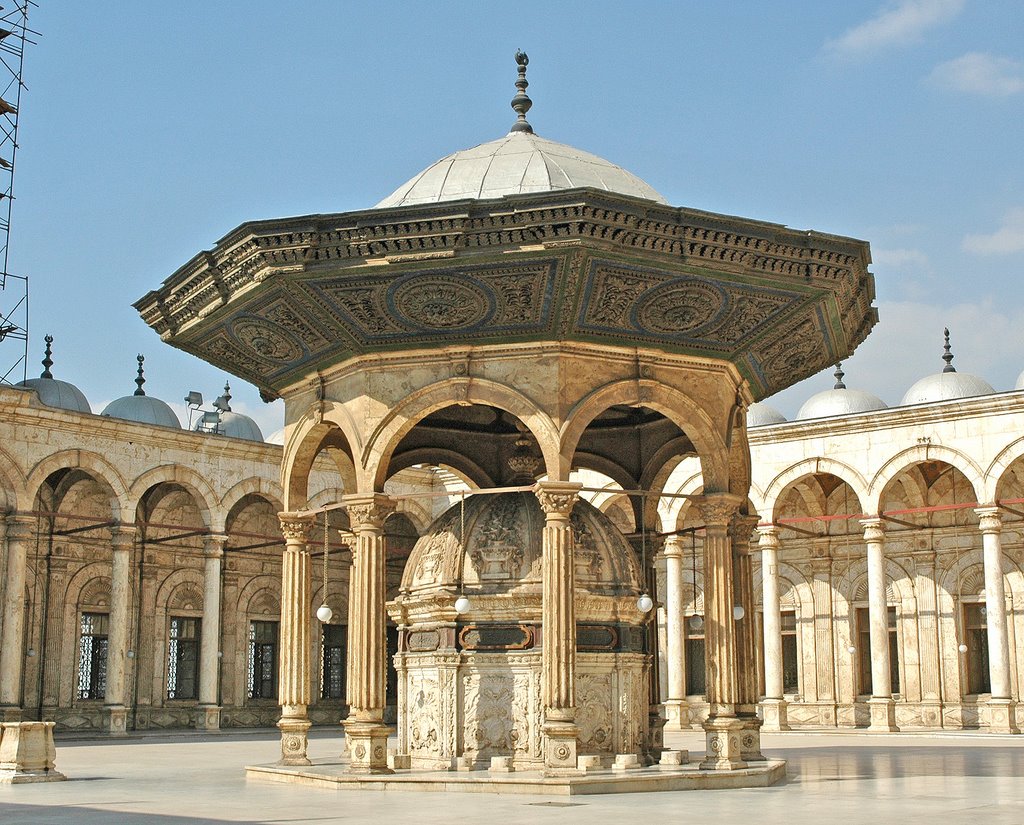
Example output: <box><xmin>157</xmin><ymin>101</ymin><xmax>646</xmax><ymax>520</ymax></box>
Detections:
<box><xmin>0</xmin><ymin>722</ymin><xmax>66</xmax><ymax>783</ymax></box>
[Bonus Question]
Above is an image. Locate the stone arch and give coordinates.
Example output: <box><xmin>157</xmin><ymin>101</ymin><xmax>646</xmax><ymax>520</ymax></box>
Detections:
<box><xmin>129</xmin><ymin>465</ymin><xmax>216</xmax><ymax>530</ymax></box>
<box><xmin>364</xmin><ymin>378</ymin><xmax>560</xmax><ymax>492</ymax></box>
<box><xmin>384</xmin><ymin>447</ymin><xmax>494</xmax><ymax>489</ymax></box>
<box><xmin>25</xmin><ymin>450</ymin><xmax>130</xmax><ymax>521</ymax></box>
<box><xmin>869</xmin><ymin>445</ymin><xmax>984</xmax><ymax>515</ymax></box>
<box><xmin>307</xmin><ymin>487</ymin><xmax>347</xmax><ymax>511</ymax></box>
<box><xmin>989</xmin><ymin>438</ymin><xmax>1024</xmax><ymax>504</ymax></box>
<box><xmin>283</xmin><ymin>418</ymin><xmax>357</xmax><ymax>512</ymax></box>
<box><xmin>392</xmin><ymin>497</ymin><xmax>431</xmax><ymax>534</ymax></box>
<box><xmin>0</xmin><ymin>443</ymin><xmax>27</xmax><ymax>511</ymax></box>
<box><xmin>560</xmin><ymin>379</ymin><xmax>729</xmax><ymax>492</ymax></box>
<box><xmin>838</xmin><ymin>558</ymin><xmax>915</xmax><ymax>605</ymax></box>
<box><xmin>221</xmin><ymin>477</ymin><xmax>285</xmax><ymax>522</ymax></box>
<box><xmin>662</xmin><ymin>467</ymin><xmax>703</xmax><ymax>536</ymax></box>
<box><xmin>155</xmin><ymin>568</ymin><xmax>206</xmax><ymax>615</ymax></box>
<box><xmin>237</xmin><ymin>575</ymin><xmax>281</xmax><ymax>617</ymax></box>
<box><xmin>761</xmin><ymin>457</ymin><xmax>869</xmax><ymax>521</ymax></box>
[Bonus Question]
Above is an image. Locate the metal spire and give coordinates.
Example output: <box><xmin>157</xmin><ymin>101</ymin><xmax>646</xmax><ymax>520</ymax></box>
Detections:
<box><xmin>833</xmin><ymin>362</ymin><xmax>846</xmax><ymax>390</ymax></box>
<box><xmin>509</xmin><ymin>50</ymin><xmax>534</xmax><ymax>134</ymax></box>
<box><xmin>222</xmin><ymin>381</ymin><xmax>232</xmax><ymax>411</ymax></box>
<box><xmin>40</xmin><ymin>334</ymin><xmax>53</xmax><ymax>379</ymax></box>
<box><xmin>134</xmin><ymin>354</ymin><xmax>146</xmax><ymax>396</ymax></box>
<box><xmin>942</xmin><ymin>327</ymin><xmax>956</xmax><ymax>373</ymax></box>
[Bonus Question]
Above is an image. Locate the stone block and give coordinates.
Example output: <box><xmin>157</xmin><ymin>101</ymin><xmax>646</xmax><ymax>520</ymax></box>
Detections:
<box><xmin>612</xmin><ymin>753</ymin><xmax>641</xmax><ymax>772</ymax></box>
<box><xmin>387</xmin><ymin>750</ymin><xmax>411</xmax><ymax>770</ymax></box>
<box><xmin>454</xmin><ymin>755</ymin><xmax>475</xmax><ymax>772</ymax></box>
<box><xmin>488</xmin><ymin>756</ymin><xmax>514</xmax><ymax>773</ymax></box>
<box><xmin>0</xmin><ymin>722</ymin><xmax>66</xmax><ymax>784</ymax></box>
<box><xmin>659</xmin><ymin>749</ymin><xmax>687</xmax><ymax>767</ymax></box>
<box><xmin>577</xmin><ymin>754</ymin><xmax>603</xmax><ymax>773</ymax></box>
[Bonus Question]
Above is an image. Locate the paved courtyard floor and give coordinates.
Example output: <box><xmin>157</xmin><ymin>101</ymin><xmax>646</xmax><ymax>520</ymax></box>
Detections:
<box><xmin>2</xmin><ymin>728</ymin><xmax>1023</xmax><ymax>824</ymax></box>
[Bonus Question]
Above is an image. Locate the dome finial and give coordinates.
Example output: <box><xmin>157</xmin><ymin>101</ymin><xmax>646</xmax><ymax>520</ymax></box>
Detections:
<box><xmin>833</xmin><ymin>362</ymin><xmax>846</xmax><ymax>390</ymax></box>
<box><xmin>222</xmin><ymin>380</ymin><xmax>232</xmax><ymax>411</ymax></box>
<box><xmin>134</xmin><ymin>354</ymin><xmax>146</xmax><ymax>396</ymax></box>
<box><xmin>40</xmin><ymin>334</ymin><xmax>54</xmax><ymax>379</ymax></box>
<box><xmin>509</xmin><ymin>50</ymin><xmax>534</xmax><ymax>134</ymax></box>
<box><xmin>942</xmin><ymin>327</ymin><xmax>956</xmax><ymax>373</ymax></box>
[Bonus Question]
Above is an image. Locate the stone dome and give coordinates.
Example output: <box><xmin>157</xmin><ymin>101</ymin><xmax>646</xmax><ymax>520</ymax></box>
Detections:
<box><xmin>901</xmin><ymin>371</ymin><xmax>995</xmax><ymax>406</ymax></box>
<box><xmin>747</xmin><ymin>401</ymin><xmax>787</xmax><ymax>427</ymax></box>
<box><xmin>900</xmin><ymin>329</ymin><xmax>994</xmax><ymax>406</ymax></box>
<box><xmin>19</xmin><ymin>377</ymin><xmax>91</xmax><ymax>414</ymax></box>
<box><xmin>399</xmin><ymin>491</ymin><xmax>642</xmax><ymax>603</ymax></box>
<box><xmin>102</xmin><ymin>395</ymin><xmax>181</xmax><ymax>429</ymax></box>
<box><xmin>101</xmin><ymin>355</ymin><xmax>181</xmax><ymax>429</ymax></box>
<box><xmin>195</xmin><ymin>409</ymin><xmax>263</xmax><ymax>442</ymax></box>
<box><xmin>17</xmin><ymin>335</ymin><xmax>91</xmax><ymax>414</ymax></box>
<box><xmin>266</xmin><ymin>427</ymin><xmax>286</xmax><ymax>445</ymax></box>
<box><xmin>797</xmin><ymin>364</ymin><xmax>887</xmax><ymax>420</ymax></box>
<box><xmin>375</xmin><ymin>132</ymin><xmax>666</xmax><ymax>209</ymax></box>
<box><xmin>1015</xmin><ymin>369</ymin><xmax>1024</xmax><ymax>391</ymax></box>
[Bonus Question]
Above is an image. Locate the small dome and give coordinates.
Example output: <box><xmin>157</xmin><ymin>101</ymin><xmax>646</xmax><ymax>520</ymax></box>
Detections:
<box><xmin>797</xmin><ymin>364</ymin><xmax>887</xmax><ymax>420</ymax></box>
<box><xmin>20</xmin><ymin>377</ymin><xmax>91</xmax><ymax>413</ymax></box>
<box><xmin>400</xmin><ymin>491</ymin><xmax>641</xmax><ymax>599</ymax></box>
<box><xmin>101</xmin><ymin>354</ymin><xmax>181</xmax><ymax>429</ymax></box>
<box><xmin>747</xmin><ymin>401</ymin><xmax>787</xmax><ymax>427</ymax></box>
<box><xmin>900</xmin><ymin>328</ymin><xmax>995</xmax><ymax>406</ymax></box>
<box><xmin>266</xmin><ymin>427</ymin><xmax>286</xmax><ymax>445</ymax></box>
<box><xmin>901</xmin><ymin>372</ymin><xmax>995</xmax><ymax>406</ymax></box>
<box><xmin>1015</xmin><ymin>369</ymin><xmax>1024</xmax><ymax>391</ymax></box>
<box><xmin>198</xmin><ymin>409</ymin><xmax>263</xmax><ymax>442</ymax></box>
<box><xmin>102</xmin><ymin>395</ymin><xmax>181</xmax><ymax>428</ymax></box>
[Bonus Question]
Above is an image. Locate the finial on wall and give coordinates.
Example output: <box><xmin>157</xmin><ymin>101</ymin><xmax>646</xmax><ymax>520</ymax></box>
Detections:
<box><xmin>134</xmin><ymin>354</ymin><xmax>147</xmax><ymax>396</ymax></box>
<box><xmin>942</xmin><ymin>328</ymin><xmax>956</xmax><ymax>373</ymax></box>
<box><xmin>40</xmin><ymin>334</ymin><xmax>54</xmax><ymax>379</ymax></box>
<box><xmin>509</xmin><ymin>50</ymin><xmax>534</xmax><ymax>134</ymax></box>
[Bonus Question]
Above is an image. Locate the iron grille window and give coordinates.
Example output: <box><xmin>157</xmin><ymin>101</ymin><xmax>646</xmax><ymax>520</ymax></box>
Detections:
<box><xmin>856</xmin><ymin>606</ymin><xmax>899</xmax><ymax>695</ymax></box>
<box><xmin>77</xmin><ymin>612</ymin><xmax>109</xmax><ymax>700</ymax></box>
<box><xmin>248</xmin><ymin>620</ymin><xmax>278</xmax><ymax>700</ymax></box>
<box><xmin>321</xmin><ymin>624</ymin><xmax>346</xmax><ymax>700</ymax></box>
<box><xmin>964</xmin><ymin>603</ymin><xmax>991</xmax><ymax>694</ymax></box>
<box><xmin>167</xmin><ymin>617</ymin><xmax>200</xmax><ymax>700</ymax></box>
<box><xmin>685</xmin><ymin>616</ymin><xmax>706</xmax><ymax>696</ymax></box>
<box><xmin>781</xmin><ymin>610</ymin><xmax>799</xmax><ymax>693</ymax></box>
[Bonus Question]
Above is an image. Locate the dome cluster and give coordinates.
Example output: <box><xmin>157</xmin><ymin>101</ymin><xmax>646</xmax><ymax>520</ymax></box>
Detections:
<box><xmin>750</xmin><ymin>329</ymin><xmax>1012</xmax><ymax>427</ymax></box>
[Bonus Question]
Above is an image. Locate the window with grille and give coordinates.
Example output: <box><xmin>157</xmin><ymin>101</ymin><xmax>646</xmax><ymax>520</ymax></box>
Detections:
<box><xmin>781</xmin><ymin>610</ymin><xmax>799</xmax><ymax>694</ymax></box>
<box><xmin>167</xmin><ymin>617</ymin><xmax>200</xmax><ymax>700</ymax></box>
<box><xmin>685</xmin><ymin>615</ymin><xmax>706</xmax><ymax>696</ymax></box>
<box><xmin>856</xmin><ymin>606</ymin><xmax>899</xmax><ymax>695</ymax></box>
<box><xmin>77</xmin><ymin>612</ymin><xmax>109</xmax><ymax>700</ymax></box>
<box><xmin>321</xmin><ymin>623</ymin><xmax>346</xmax><ymax>700</ymax></box>
<box><xmin>248</xmin><ymin>620</ymin><xmax>278</xmax><ymax>700</ymax></box>
<box><xmin>963</xmin><ymin>603</ymin><xmax>991</xmax><ymax>695</ymax></box>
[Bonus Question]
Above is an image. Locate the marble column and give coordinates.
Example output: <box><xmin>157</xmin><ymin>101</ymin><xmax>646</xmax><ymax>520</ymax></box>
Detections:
<box><xmin>277</xmin><ymin>512</ymin><xmax>315</xmax><ymax>765</ymax></box>
<box><xmin>534</xmin><ymin>481</ymin><xmax>582</xmax><ymax>775</ymax></box>
<box><xmin>862</xmin><ymin>518</ymin><xmax>897</xmax><ymax>731</ymax></box>
<box><xmin>342</xmin><ymin>494</ymin><xmax>395</xmax><ymax>774</ymax></box>
<box><xmin>694</xmin><ymin>493</ymin><xmax>746</xmax><ymax>770</ymax></box>
<box><xmin>40</xmin><ymin>559</ymin><xmax>69</xmax><ymax>720</ymax></box>
<box><xmin>732</xmin><ymin>513</ymin><xmax>763</xmax><ymax>760</ymax></box>
<box><xmin>976</xmin><ymin>507</ymin><xmax>1019</xmax><ymax>734</ymax></box>
<box><xmin>197</xmin><ymin>533</ymin><xmax>227</xmax><ymax>730</ymax></box>
<box><xmin>663</xmin><ymin>536</ymin><xmax>686</xmax><ymax>729</ymax></box>
<box><xmin>0</xmin><ymin>515</ymin><xmax>35</xmax><ymax>721</ymax></box>
<box><xmin>758</xmin><ymin>526</ymin><xmax>789</xmax><ymax>731</ymax></box>
<box><xmin>105</xmin><ymin>526</ymin><xmax>136</xmax><ymax>735</ymax></box>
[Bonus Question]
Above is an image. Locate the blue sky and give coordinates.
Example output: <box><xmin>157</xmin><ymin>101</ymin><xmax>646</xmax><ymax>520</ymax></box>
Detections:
<box><xmin>3</xmin><ymin>1</ymin><xmax>1023</xmax><ymax>433</ymax></box>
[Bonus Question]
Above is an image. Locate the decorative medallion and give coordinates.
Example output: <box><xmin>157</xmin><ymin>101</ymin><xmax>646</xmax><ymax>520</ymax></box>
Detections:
<box><xmin>230</xmin><ymin>318</ymin><xmax>303</xmax><ymax>362</ymax></box>
<box><xmin>635</xmin><ymin>280</ymin><xmax>725</xmax><ymax>335</ymax></box>
<box><xmin>392</xmin><ymin>276</ymin><xmax>491</xmax><ymax>330</ymax></box>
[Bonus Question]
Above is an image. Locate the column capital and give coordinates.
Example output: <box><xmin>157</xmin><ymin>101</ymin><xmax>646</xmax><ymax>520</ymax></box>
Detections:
<box><xmin>663</xmin><ymin>535</ymin><xmax>685</xmax><ymax>559</ymax></box>
<box><xmin>109</xmin><ymin>524</ymin><xmax>136</xmax><ymax>550</ymax></box>
<box><xmin>2</xmin><ymin>513</ymin><xmax>35</xmax><ymax>540</ymax></box>
<box><xmin>533</xmin><ymin>481</ymin><xmax>582</xmax><ymax>518</ymax></box>
<box><xmin>692</xmin><ymin>493</ymin><xmax>743</xmax><ymax>528</ymax></box>
<box><xmin>860</xmin><ymin>517</ymin><xmax>885</xmax><ymax>542</ymax></box>
<box><xmin>204</xmin><ymin>533</ymin><xmax>229</xmax><ymax>558</ymax></box>
<box><xmin>278</xmin><ymin>511</ymin><xmax>315</xmax><ymax>542</ymax></box>
<box><xmin>342</xmin><ymin>494</ymin><xmax>396</xmax><ymax>531</ymax></box>
<box><xmin>757</xmin><ymin>524</ymin><xmax>780</xmax><ymax>547</ymax></box>
<box><xmin>975</xmin><ymin>506</ymin><xmax>1002</xmax><ymax>534</ymax></box>
<box><xmin>731</xmin><ymin>513</ymin><xmax>761</xmax><ymax>548</ymax></box>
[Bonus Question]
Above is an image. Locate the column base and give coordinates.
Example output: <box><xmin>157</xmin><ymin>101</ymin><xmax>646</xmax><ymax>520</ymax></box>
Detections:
<box><xmin>0</xmin><ymin>721</ymin><xmax>66</xmax><ymax>784</ymax></box>
<box><xmin>0</xmin><ymin>706</ymin><xmax>22</xmax><ymax>724</ymax></box>
<box><xmin>700</xmin><ymin>717</ymin><xmax>747</xmax><ymax>770</ymax></box>
<box><xmin>104</xmin><ymin>705</ymin><xmax>128</xmax><ymax>736</ymax></box>
<box><xmin>868</xmin><ymin>697</ymin><xmax>899</xmax><ymax>732</ymax></box>
<box><xmin>645</xmin><ymin>706</ymin><xmax>667</xmax><ymax>765</ymax></box>
<box><xmin>987</xmin><ymin>698</ymin><xmax>1020</xmax><ymax>734</ymax></box>
<box><xmin>542</xmin><ymin>717</ymin><xmax>581</xmax><ymax>776</ymax></box>
<box><xmin>759</xmin><ymin>698</ymin><xmax>790</xmax><ymax>732</ymax></box>
<box><xmin>277</xmin><ymin>716</ymin><xmax>312</xmax><ymax>766</ymax></box>
<box><xmin>343</xmin><ymin>719</ymin><xmax>393</xmax><ymax>774</ymax></box>
<box><xmin>195</xmin><ymin>705</ymin><xmax>222</xmax><ymax>731</ymax></box>
<box><xmin>738</xmin><ymin>714</ymin><xmax>764</xmax><ymax>761</ymax></box>
<box><xmin>662</xmin><ymin>699</ymin><xmax>689</xmax><ymax>730</ymax></box>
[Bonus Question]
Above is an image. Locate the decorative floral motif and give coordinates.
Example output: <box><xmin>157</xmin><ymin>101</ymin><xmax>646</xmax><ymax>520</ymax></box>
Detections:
<box><xmin>230</xmin><ymin>318</ymin><xmax>303</xmax><ymax>362</ymax></box>
<box><xmin>636</xmin><ymin>281</ymin><xmax>724</xmax><ymax>335</ymax></box>
<box><xmin>393</xmin><ymin>277</ymin><xmax>490</xmax><ymax>330</ymax></box>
